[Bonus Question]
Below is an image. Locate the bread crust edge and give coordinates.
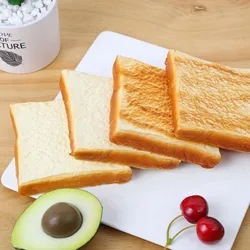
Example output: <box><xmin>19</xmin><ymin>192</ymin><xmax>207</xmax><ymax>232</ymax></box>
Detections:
<box><xmin>166</xmin><ymin>50</ymin><xmax>180</xmax><ymax>133</ymax></box>
<box><xmin>111</xmin><ymin>131</ymin><xmax>221</xmax><ymax>168</ymax></box>
<box><xmin>110</xmin><ymin>56</ymin><xmax>121</xmax><ymax>143</ymax></box>
<box><xmin>19</xmin><ymin>170</ymin><xmax>132</xmax><ymax>196</ymax></box>
<box><xmin>176</xmin><ymin>127</ymin><xmax>250</xmax><ymax>152</ymax></box>
<box><xmin>73</xmin><ymin>149</ymin><xmax>180</xmax><ymax>169</ymax></box>
<box><xmin>9</xmin><ymin>106</ymin><xmax>20</xmax><ymax>185</ymax></box>
<box><xmin>59</xmin><ymin>71</ymin><xmax>76</xmax><ymax>154</ymax></box>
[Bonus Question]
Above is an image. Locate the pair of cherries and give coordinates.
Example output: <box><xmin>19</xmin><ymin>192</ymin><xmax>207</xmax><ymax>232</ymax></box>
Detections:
<box><xmin>164</xmin><ymin>195</ymin><xmax>224</xmax><ymax>249</ymax></box>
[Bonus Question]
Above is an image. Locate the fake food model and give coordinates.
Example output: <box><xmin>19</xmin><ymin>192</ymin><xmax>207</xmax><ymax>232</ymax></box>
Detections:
<box><xmin>11</xmin><ymin>189</ymin><xmax>103</xmax><ymax>250</ymax></box>
<box><xmin>164</xmin><ymin>195</ymin><xmax>224</xmax><ymax>249</ymax></box>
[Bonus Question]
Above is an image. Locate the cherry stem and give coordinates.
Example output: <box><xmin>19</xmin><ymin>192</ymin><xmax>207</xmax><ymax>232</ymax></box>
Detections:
<box><xmin>166</xmin><ymin>214</ymin><xmax>183</xmax><ymax>242</ymax></box>
<box><xmin>171</xmin><ymin>225</ymin><xmax>196</xmax><ymax>242</ymax></box>
<box><xmin>163</xmin><ymin>214</ymin><xmax>196</xmax><ymax>250</ymax></box>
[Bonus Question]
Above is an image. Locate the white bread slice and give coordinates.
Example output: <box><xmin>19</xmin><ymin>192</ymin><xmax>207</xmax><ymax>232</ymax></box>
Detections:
<box><xmin>10</xmin><ymin>100</ymin><xmax>132</xmax><ymax>196</ymax></box>
<box><xmin>110</xmin><ymin>56</ymin><xmax>221</xmax><ymax>168</ymax></box>
<box><xmin>166</xmin><ymin>50</ymin><xmax>250</xmax><ymax>152</ymax></box>
<box><xmin>60</xmin><ymin>70</ymin><xmax>180</xmax><ymax>169</ymax></box>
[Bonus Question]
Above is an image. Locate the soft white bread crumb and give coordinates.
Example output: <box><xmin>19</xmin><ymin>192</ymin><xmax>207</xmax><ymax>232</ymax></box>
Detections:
<box><xmin>10</xmin><ymin>100</ymin><xmax>132</xmax><ymax>196</ymax></box>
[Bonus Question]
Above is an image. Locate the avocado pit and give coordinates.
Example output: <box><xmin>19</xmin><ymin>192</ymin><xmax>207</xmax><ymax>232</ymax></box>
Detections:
<box><xmin>42</xmin><ymin>202</ymin><xmax>83</xmax><ymax>238</ymax></box>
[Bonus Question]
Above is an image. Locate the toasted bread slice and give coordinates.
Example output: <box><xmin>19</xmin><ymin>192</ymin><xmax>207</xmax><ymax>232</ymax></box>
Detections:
<box><xmin>60</xmin><ymin>70</ymin><xmax>180</xmax><ymax>169</ymax></box>
<box><xmin>10</xmin><ymin>100</ymin><xmax>132</xmax><ymax>196</ymax></box>
<box><xmin>110</xmin><ymin>56</ymin><xmax>221</xmax><ymax>168</ymax></box>
<box><xmin>166</xmin><ymin>50</ymin><xmax>250</xmax><ymax>152</ymax></box>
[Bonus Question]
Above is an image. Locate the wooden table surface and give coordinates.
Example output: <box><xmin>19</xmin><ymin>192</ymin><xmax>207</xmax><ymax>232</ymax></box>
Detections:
<box><xmin>1</xmin><ymin>0</ymin><xmax>250</xmax><ymax>249</ymax></box>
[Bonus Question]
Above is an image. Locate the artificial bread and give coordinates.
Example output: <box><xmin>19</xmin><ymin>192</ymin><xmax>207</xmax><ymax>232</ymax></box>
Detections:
<box><xmin>166</xmin><ymin>50</ymin><xmax>250</xmax><ymax>152</ymax></box>
<box><xmin>10</xmin><ymin>100</ymin><xmax>132</xmax><ymax>196</ymax></box>
<box><xmin>60</xmin><ymin>70</ymin><xmax>180</xmax><ymax>169</ymax></box>
<box><xmin>110</xmin><ymin>56</ymin><xmax>221</xmax><ymax>168</ymax></box>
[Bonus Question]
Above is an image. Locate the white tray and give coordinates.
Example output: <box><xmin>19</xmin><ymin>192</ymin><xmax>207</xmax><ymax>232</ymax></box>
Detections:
<box><xmin>2</xmin><ymin>31</ymin><xmax>250</xmax><ymax>250</ymax></box>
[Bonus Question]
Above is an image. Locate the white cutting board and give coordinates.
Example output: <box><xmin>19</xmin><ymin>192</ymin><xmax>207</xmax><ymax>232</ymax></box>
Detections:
<box><xmin>2</xmin><ymin>31</ymin><xmax>250</xmax><ymax>250</ymax></box>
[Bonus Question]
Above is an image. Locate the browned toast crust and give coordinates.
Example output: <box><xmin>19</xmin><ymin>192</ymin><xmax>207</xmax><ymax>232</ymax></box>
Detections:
<box><xmin>18</xmin><ymin>170</ymin><xmax>132</xmax><ymax>196</ymax></box>
<box><xmin>176</xmin><ymin>127</ymin><xmax>250</xmax><ymax>152</ymax></box>
<box><xmin>111</xmin><ymin>130</ymin><xmax>220</xmax><ymax>169</ymax></box>
<box><xmin>73</xmin><ymin>149</ymin><xmax>180</xmax><ymax>169</ymax></box>
<box><xmin>110</xmin><ymin>58</ymin><xmax>121</xmax><ymax>143</ymax></box>
<box><xmin>166</xmin><ymin>50</ymin><xmax>250</xmax><ymax>152</ymax></box>
<box><xmin>111</xmin><ymin>56</ymin><xmax>221</xmax><ymax>168</ymax></box>
<box><xmin>112</xmin><ymin>57</ymin><xmax>175</xmax><ymax>136</ymax></box>
<box><xmin>166</xmin><ymin>51</ymin><xmax>179</xmax><ymax>132</ymax></box>
<box><xmin>60</xmin><ymin>75</ymin><xmax>76</xmax><ymax>153</ymax></box>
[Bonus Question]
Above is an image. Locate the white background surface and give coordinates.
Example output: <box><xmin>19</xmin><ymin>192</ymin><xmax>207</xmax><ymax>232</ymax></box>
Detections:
<box><xmin>2</xmin><ymin>31</ymin><xmax>250</xmax><ymax>250</ymax></box>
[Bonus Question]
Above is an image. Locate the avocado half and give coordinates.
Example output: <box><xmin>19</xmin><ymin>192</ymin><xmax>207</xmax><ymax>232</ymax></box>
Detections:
<box><xmin>11</xmin><ymin>189</ymin><xmax>103</xmax><ymax>250</ymax></box>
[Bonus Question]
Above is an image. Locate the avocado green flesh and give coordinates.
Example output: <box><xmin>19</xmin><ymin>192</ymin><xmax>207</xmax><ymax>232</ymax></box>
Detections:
<box><xmin>11</xmin><ymin>189</ymin><xmax>102</xmax><ymax>250</ymax></box>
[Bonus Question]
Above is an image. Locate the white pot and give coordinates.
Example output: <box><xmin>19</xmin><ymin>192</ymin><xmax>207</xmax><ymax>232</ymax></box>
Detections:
<box><xmin>0</xmin><ymin>0</ymin><xmax>60</xmax><ymax>74</ymax></box>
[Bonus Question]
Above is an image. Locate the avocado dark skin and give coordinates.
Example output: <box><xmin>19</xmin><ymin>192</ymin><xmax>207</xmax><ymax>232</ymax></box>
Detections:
<box><xmin>14</xmin><ymin>230</ymin><xmax>99</xmax><ymax>250</ymax></box>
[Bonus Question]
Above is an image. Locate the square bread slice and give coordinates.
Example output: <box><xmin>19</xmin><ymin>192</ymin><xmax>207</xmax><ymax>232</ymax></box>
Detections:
<box><xmin>60</xmin><ymin>70</ymin><xmax>180</xmax><ymax>169</ymax></box>
<box><xmin>10</xmin><ymin>100</ymin><xmax>132</xmax><ymax>196</ymax></box>
<box><xmin>110</xmin><ymin>56</ymin><xmax>221</xmax><ymax>168</ymax></box>
<box><xmin>166</xmin><ymin>50</ymin><xmax>250</xmax><ymax>152</ymax></box>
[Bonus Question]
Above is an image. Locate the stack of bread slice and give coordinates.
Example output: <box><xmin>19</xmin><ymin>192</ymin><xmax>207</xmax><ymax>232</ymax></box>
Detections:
<box><xmin>10</xmin><ymin>101</ymin><xmax>132</xmax><ymax>196</ymax></box>
<box><xmin>110</xmin><ymin>56</ymin><xmax>221</xmax><ymax>168</ymax></box>
<box><xmin>10</xmin><ymin>49</ymin><xmax>249</xmax><ymax>196</ymax></box>
<box><xmin>60</xmin><ymin>70</ymin><xmax>179</xmax><ymax>169</ymax></box>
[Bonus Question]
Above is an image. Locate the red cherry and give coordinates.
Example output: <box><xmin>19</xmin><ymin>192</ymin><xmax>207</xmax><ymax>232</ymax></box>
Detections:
<box><xmin>180</xmin><ymin>195</ymin><xmax>208</xmax><ymax>223</ymax></box>
<box><xmin>196</xmin><ymin>216</ymin><xmax>225</xmax><ymax>244</ymax></box>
